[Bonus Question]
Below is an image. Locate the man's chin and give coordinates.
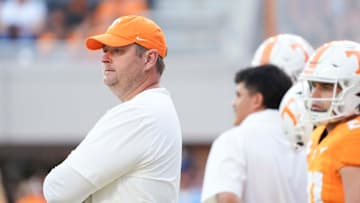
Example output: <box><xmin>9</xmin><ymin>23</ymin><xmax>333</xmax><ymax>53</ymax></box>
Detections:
<box><xmin>104</xmin><ymin>79</ymin><xmax>117</xmax><ymax>86</ymax></box>
<box><xmin>233</xmin><ymin>120</ymin><xmax>242</xmax><ymax>126</ymax></box>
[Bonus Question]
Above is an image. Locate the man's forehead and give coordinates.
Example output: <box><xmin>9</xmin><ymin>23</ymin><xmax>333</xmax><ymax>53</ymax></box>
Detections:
<box><xmin>236</xmin><ymin>82</ymin><xmax>250</xmax><ymax>91</ymax></box>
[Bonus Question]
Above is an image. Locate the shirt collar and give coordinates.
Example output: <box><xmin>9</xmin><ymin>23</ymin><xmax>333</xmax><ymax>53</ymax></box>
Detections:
<box><xmin>241</xmin><ymin>109</ymin><xmax>280</xmax><ymax>124</ymax></box>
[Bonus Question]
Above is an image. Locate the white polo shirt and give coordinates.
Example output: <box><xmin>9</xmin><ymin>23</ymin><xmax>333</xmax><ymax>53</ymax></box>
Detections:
<box><xmin>44</xmin><ymin>88</ymin><xmax>182</xmax><ymax>203</ymax></box>
<box><xmin>201</xmin><ymin>109</ymin><xmax>307</xmax><ymax>203</ymax></box>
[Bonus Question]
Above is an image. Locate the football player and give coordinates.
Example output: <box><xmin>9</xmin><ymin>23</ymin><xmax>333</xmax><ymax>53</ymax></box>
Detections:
<box><xmin>300</xmin><ymin>40</ymin><xmax>360</xmax><ymax>203</ymax></box>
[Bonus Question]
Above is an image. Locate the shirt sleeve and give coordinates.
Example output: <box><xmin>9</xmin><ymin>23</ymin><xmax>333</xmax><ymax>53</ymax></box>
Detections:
<box><xmin>43</xmin><ymin>162</ymin><xmax>96</xmax><ymax>203</ymax></box>
<box><xmin>201</xmin><ymin>131</ymin><xmax>247</xmax><ymax>203</ymax></box>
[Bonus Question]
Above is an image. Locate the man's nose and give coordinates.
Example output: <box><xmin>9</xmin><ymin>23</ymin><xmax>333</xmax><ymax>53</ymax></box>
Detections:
<box><xmin>102</xmin><ymin>52</ymin><xmax>111</xmax><ymax>63</ymax></box>
<box><xmin>231</xmin><ymin>99</ymin><xmax>236</xmax><ymax>109</ymax></box>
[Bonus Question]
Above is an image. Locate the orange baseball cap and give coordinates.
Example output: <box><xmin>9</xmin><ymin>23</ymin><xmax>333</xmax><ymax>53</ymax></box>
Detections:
<box><xmin>86</xmin><ymin>15</ymin><xmax>167</xmax><ymax>58</ymax></box>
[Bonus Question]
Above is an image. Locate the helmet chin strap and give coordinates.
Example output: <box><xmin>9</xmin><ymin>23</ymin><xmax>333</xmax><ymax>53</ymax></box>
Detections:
<box><xmin>319</xmin><ymin>112</ymin><xmax>357</xmax><ymax>126</ymax></box>
<box><xmin>356</xmin><ymin>104</ymin><xmax>360</xmax><ymax>114</ymax></box>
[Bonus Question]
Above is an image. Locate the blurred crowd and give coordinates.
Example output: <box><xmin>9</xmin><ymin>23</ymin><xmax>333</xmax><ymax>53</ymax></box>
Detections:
<box><xmin>0</xmin><ymin>0</ymin><xmax>150</xmax><ymax>51</ymax></box>
<box><xmin>278</xmin><ymin>0</ymin><xmax>360</xmax><ymax>46</ymax></box>
<box><xmin>1</xmin><ymin>166</ymin><xmax>46</xmax><ymax>203</ymax></box>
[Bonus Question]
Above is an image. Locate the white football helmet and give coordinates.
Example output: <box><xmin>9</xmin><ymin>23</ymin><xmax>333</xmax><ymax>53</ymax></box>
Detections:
<box><xmin>279</xmin><ymin>82</ymin><xmax>313</xmax><ymax>149</ymax></box>
<box><xmin>300</xmin><ymin>40</ymin><xmax>360</xmax><ymax>125</ymax></box>
<box><xmin>252</xmin><ymin>34</ymin><xmax>314</xmax><ymax>81</ymax></box>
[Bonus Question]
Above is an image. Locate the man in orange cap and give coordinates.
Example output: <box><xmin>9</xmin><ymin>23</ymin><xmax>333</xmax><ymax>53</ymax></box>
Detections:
<box><xmin>43</xmin><ymin>15</ymin><xmax>182</xmax><ymax>203</ymax></box>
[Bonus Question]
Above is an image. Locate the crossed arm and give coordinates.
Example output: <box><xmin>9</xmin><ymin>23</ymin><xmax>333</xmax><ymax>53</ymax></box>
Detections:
<box><xmin>43</xmin><ymin>162</ymin><xmax>96</xmax><ymax>203</ymax></box>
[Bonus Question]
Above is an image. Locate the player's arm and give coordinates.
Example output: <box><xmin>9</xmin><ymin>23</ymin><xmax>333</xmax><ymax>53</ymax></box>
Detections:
<box><xmin>43</xmin><ymin>162</ymin><xmax>96</xmax><ymax>203</ymax></box>
<box><xmin>339</xmin><ymin>118</ymin><xmax>360</xmax><ymax>203</ymax></box>
<box><xmin>216</xmin><ymin>192</ymin><xmax>243</xmax><ymax>203</ymax></box>
<box><xmin>340</xmin><ymin>166</ymin><xmax>360</xmax><ymax>203</ymax></box>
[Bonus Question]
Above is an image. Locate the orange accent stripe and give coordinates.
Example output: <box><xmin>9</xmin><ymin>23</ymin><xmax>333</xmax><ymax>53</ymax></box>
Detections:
<box><xmin>345</xmin><ymin>50</ymin><xmax>360</xmax><ymax>74</ymax></box>
<box><xmin>309</xmin><ymin>43</ymin><xmax>331</xmax><ymax>69</ymax></box>
<box><xmin>291</xmin><ymin>43</ymin><xmax>309</xmax><ymax>62</ymax></box>
<box><xmin>281</xmin><ymin>97</ymin><xmax>297</xmax><ymax>126</ymax></box>
<box><xmin>260</xmin><ymin>37</ymin><xmax>277</xmax><ymax>64</ymax></box>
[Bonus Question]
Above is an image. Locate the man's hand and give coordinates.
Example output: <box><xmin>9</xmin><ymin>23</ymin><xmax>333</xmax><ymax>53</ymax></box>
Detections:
<box><xmin>216</xmin><ymin>192</ymin><xmax>242</xmax><ymax>203</ymax></box>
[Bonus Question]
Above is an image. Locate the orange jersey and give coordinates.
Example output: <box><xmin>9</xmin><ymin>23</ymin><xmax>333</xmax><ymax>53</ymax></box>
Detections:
<box><xmin>307</xmin><ymin>116</ymin><xmax>360</xmax><ymax>203</ymax></box>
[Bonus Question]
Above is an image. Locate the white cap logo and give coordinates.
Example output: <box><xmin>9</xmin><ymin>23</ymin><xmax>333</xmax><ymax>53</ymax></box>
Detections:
<box><xmin>136</xmin><ymin>36</ymin><xmax>147</xmax><ymax>41</ymax></box>
<box><xmin>108</xmin><ymin>18</ymin><xmax>122</xmax><ymax>30</ymax></box>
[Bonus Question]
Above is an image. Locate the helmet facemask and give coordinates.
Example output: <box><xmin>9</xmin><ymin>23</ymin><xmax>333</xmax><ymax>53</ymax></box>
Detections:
<box><xmin>303</xmin><ymin>77</ymin><xmax>360</xmax><ymax>125</ymax></box>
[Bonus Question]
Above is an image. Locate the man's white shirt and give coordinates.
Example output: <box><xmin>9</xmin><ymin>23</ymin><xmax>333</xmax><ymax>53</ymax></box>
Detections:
<box><xmin>44</xmin><ymin>88</ymin><xmax>182</xmax><ymax>203</ymax></box>
<box><xmin>201</xmin><ymin>109</ymin><xmax>308</xmax><ymax>203</ymax></box>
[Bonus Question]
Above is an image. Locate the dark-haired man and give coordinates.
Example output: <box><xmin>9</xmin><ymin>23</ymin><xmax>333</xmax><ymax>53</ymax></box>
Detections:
<box><xmin>202</xmin><ymin>65</ymin><xmax>306</xmax><ymax>203</ymax></box>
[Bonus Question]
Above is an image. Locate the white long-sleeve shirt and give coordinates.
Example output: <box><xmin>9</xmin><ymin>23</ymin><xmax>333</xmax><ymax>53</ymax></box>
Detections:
<box><xmin>201</xmin><ymin>110</ymin><xmax>308</xmax><ymax>203</ymax></box>
<box><xmin>44</xmin><ymin>88</ymin><xmax>182</xmax><ymax>203</ymax></box>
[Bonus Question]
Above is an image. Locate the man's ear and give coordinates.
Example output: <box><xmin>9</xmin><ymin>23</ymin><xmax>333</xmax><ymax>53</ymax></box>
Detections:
<box><xmin>144</xmin><ymin>49</ymin><xmax>158</xmax><ymax>69</ymax></box>
<box><xmin>252</xmin><ymin>92</ymin><xmax>264</xmax><ymax>110</ymax></box>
